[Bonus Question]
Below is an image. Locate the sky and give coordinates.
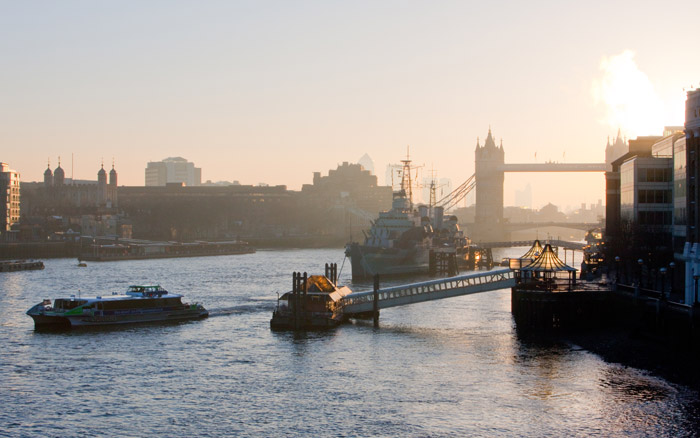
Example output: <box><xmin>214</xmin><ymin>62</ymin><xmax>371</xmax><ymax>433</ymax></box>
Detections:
<box><xmin>2</xmin><ymin>0</ymin><xmax>699</xmax><ymax>210</ymax></box>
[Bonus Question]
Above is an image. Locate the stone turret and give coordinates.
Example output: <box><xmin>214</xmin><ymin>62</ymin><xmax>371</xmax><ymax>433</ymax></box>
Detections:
<box><xmin>109</xmin><ymin>163</ymin><xmax>117</xmax><ymax>186</ymax></box>
<box><xmin>54</xmin><ymin>158</ymin><xmax>65</xmax><ymax>186</ymax></box>
<box><xmin>108</xmin><ymin>162</ymin><xmax>118</xmax><ymax>207</ymax></box>
<box><xmin>97</xmin><ymin>163</ymin><xmax>107</xmax><ymax>206</ymax></box>
<box><xmin>43</xmin><ymin>160</ymin><xmax>53</xmax><ymax>187</ymax></box>
<box><xmin>97</xmin><ymin>163</ymin><xmax>107</xmax><ymax>185</ymax></box>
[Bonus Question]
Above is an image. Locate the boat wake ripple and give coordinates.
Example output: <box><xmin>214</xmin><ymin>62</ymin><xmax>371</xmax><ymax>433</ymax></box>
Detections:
<box><xmin>207</xmin><ymin>303</ymin><xmax>272</xmax><ymax>317</ymax></box>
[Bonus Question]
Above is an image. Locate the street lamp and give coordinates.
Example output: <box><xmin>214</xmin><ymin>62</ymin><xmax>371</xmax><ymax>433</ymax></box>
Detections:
<box><xmin>659</xmin><ymin>267</ymin><xmax>667</xmax><ymax>300</ymax></box>
<box><xmin>669</xmin><ymin>262</ymin><xmax>676</xmax><ymax>300</ymax></box>
<box><xmin>637</xmin><ymin>259</ymin><xmax>644</xmax><ymax>288</ymax></box>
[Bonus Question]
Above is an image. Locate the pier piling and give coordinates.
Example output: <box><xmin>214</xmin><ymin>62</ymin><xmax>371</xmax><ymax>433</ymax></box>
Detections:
<box><xmin>373</xmin><ymin>275</ymin><xmax>380</xmax><ymax>328</ymax></box>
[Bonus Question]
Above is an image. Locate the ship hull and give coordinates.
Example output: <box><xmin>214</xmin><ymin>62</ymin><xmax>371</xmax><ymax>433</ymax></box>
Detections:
<box><xmin>29</xmin><ymin>308</ymin><xmax>208</xmax><ymax>329</ymax></box>
<box><xmin>346</xmin><ymin>242</ymin><xmax>430</xmax><ymax>280</ymax></box>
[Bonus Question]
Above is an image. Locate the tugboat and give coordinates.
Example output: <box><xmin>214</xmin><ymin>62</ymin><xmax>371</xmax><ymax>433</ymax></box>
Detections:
<box><xmin>270</xmin><ymin>263</ymin><xmax>352</xmax><ymax>330</ymax></box>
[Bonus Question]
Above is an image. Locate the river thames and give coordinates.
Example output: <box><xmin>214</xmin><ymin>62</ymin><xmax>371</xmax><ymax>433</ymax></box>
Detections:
<box><xmin>2</xmin><ymin>248</ymin><xmax>700</xmax><ymax>437</ymax></box>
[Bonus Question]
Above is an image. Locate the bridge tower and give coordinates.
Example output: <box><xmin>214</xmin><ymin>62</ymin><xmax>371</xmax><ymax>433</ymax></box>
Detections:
<box><xmin>475</xmin><ymin>129</ymin><xmax>507</xmax><ymax>241</ymax></box>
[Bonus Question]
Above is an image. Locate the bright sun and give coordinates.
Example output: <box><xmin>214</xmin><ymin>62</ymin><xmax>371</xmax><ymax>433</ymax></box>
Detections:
<box><xmin>592</xmin><ymin>50</ymin><xmax>667</xmax><ymax>138</ymax></box>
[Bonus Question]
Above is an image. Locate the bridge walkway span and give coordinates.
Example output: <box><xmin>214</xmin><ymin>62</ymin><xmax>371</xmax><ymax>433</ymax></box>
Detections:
<box><xmin>477</xmin><ymin>240</ymin><xmax>587</xmax><ymax>251</ymax></box>
<box><xmin>342</xmin><ymin>268</ymin><xmax>515</xmax><ymax>315</ymax></box>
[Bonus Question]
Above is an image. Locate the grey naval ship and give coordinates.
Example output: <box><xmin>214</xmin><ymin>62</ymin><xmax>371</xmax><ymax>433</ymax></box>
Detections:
<box><xmin>345</xmin><ymin>156</ymin><xmax>473</xmax><ymax>280</ymax></box>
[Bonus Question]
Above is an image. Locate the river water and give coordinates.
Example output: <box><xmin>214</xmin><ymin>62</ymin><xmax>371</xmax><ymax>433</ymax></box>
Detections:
<box><xmin>2</xmin><ymin>248</ymin><xmax>699</xmax><ymax>437</ymax></box>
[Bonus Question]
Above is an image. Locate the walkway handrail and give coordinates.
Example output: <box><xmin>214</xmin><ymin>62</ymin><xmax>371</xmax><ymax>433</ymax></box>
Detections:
<box><xmin>342</xmin><ymin>268</ymin><xmax>515</xmax><ymax>314</ymax></box>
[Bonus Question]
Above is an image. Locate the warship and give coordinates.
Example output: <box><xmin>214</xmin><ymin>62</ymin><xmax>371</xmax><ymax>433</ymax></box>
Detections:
<box><xmin>345</xmin><ymin>155</ymin><xmax>476</xmax><ymax>280</ymax></box>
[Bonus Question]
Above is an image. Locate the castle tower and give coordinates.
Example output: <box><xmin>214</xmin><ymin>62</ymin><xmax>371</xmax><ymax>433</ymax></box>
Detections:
<box><xmin>97</xmin><ymin>163</ymin><xmax>107</xmax><ymax>185</ymax></box>
<box><xmin>605</xmin><ymin>128</ymin><xmax>627</xmax><ymax>171</ymax></box>
<box><xmin>108</xmin><ymin>161</ymin><xmax>118</xmax><ymax>207</ymax></box>
<box><xmin>109</xmin><ymin>162</ymin><xmax>117</xmax><ymax>187</ymax></box>
<box><xmin>97</xmin><ymin>163</ymin><xmax>107</xmax><ymax>206</ymax></box>
<box><xmin>54</xmin><ymin>157</ymin><xmax>65</xmax><ymax>186</ymax></box>
<box><xmin>43</xmin><ymin>160</ymin><xmax>53</xmax><ymax>187</ymax></box>
<box><xmin>474</xmin><ymin>128</ymin><xmax>505</xmax><ymax>241</ymax></box>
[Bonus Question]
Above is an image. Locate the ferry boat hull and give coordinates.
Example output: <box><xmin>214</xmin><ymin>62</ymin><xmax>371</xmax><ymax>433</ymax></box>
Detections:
<box><xmin>28</xmin><ymin>306</ymin><xmax>209</xmax><ymax>328</ymax></box>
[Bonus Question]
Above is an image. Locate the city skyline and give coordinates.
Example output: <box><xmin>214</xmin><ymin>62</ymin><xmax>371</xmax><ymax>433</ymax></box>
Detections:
<box><xmin>2</xmin><ymin>1</ymin><xmax>699</xmax><ymax>208</ymax></box>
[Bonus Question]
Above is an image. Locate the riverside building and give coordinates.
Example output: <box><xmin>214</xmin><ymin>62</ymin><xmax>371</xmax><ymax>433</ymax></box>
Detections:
<box><xmin>145</xmin><ymin>157</ymin><xmax>201</xmax><ymax>187</ymax></box>
<box><xmin>684</xmin><ymin>88</ymin><xmax>700</xmax><ymax>304</ymax></box>
<box><xmin>0</xmin><ymin>162</ymin><xmax>20</xmax><ymax>240</ymax></box>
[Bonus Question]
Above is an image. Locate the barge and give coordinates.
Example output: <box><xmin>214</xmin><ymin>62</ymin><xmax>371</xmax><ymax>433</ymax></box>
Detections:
<box><xmin>79</xmin><ymin>239</ymin><xmax>255</xmax><ymax>262</ymax></box>
<box><xmin>0</xmin><ymin>260</ymin><xmax>44</xmax><ymax>272</ymax></box>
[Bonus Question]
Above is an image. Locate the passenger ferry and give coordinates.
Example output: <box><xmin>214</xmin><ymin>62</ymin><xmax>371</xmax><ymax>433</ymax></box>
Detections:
<box><xmin>26</xmin><ymin>285</ymin><xmax>208</xmax><ymax>329</ymax></box>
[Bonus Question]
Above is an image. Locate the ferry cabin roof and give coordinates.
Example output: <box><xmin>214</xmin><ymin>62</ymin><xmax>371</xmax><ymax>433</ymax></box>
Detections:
<box><xmin>280</xmin><ymin>275</ymin><xmax>353</xmax><ymax>303</ymax></box>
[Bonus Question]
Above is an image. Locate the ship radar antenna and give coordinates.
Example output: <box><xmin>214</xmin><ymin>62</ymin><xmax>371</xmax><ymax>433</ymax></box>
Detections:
<box><xmin>429</xmin><ymin>166</ymin><xmax>437</xmax><ymax>211</ymax></box>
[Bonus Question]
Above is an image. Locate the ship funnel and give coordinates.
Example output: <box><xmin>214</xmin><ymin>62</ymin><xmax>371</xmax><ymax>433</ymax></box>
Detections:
<box><xmin>435</xmin><ymin>206</ymin><xmax>444</xmax><ymax>230</ymax></box>
<box><xmin>418</xmin><ymin>205</ymin><xmax>429</xmax><ymax>218</ymax></box>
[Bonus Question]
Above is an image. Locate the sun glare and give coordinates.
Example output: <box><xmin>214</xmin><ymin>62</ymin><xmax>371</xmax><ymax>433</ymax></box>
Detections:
<box><xmin>592</xmin><ymin>50</ymin><xmax>665</xmax><ymax>138</ymax></box>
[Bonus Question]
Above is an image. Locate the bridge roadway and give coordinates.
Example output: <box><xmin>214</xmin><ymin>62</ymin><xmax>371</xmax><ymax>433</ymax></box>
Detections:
<box><xmin>505</xmin><ymin>222</ymin><xmax>599</xmax><ymax>232</ymax></box>
<box><xmin>499</xmin><ymin>163</ymin><xmax>606</xmax><ymax>172</ymax></box>
<box><xmin>341</xmin><ymin>268</ymin><xmax>516</xmax><ymax>316</ymax></box>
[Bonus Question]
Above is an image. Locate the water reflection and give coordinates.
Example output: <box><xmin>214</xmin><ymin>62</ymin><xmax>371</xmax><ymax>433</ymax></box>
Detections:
<box><xmin>599</xmin><ymin>367</ymin><xmax>672</xmax><ymax>402</ymax></box>
<box><xmin>3</xmin><ymin>252</ymin><xmax>700</xmax><ymax>437</ymax></box>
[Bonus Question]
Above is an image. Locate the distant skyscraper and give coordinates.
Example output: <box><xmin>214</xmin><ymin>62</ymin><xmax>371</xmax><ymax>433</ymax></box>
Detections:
<box><xmin>358</xmin><ymin>153</ymin><xmax>375</xmax><ymax>175</ymax></box>
<box><xmin>0</xmin><ymin>162</ymin><xmax>20</xmax><ymax>233</ymax></box>
<box><xmin>514</xmin><ymin>183</ymin><xmax>532</xmax><ymax>209</ymax></box>
<box><xmin>421</xmin><ymin>176</ymin><xmax>452</xmax><ymax>206</ymax></box>
<box><xmin>145</xmin><ymin>157</ymin><xmax>202</xmax><ymax>187</ymax></box>
<box><xmin>384</xmin><ymin>163</ymin><xmax>402</xmax><ymax>188</ymax></box>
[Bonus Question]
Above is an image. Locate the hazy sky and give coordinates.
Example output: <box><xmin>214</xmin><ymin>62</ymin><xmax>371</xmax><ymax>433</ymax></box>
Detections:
<box><xmin>2</xmin><ymin>1</ymin><xmax>699</xmax><ymax>209</ymax></box>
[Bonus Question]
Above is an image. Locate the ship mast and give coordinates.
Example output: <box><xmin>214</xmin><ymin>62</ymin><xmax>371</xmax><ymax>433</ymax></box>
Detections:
<box><xmin>400</xmin><ymin>146</ymin><xmax>413</xmax><ymax>206</ymax></box>
<box><xmin>429</xmin><ymin>167</ymin><xmax>437</xmax><ymax>211</ymax></box>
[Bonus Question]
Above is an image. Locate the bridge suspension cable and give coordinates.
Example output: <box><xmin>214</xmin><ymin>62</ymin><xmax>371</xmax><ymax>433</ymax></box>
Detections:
<box><xmin>436</xmin><ymin>173</ymin><xmax>475</xmax><ymax>211</ymax></box>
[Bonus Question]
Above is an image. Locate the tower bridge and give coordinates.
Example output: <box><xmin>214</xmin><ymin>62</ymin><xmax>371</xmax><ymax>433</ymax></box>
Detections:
<box><xmin>471</xmin><ymin>129</ymin><xmax>606</xmax><ymax>241</ymax></box>
<box><xmin>499</xmin><ymin>163</ymin><xmax>606</xmax><ymax>172</ymax></box>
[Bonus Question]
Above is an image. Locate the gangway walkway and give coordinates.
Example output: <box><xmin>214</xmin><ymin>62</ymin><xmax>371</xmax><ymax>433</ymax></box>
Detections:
<box><xmin>342</xmin><ymin>268</ymin><xmax>515</xmax><ymax>315</ymax></box>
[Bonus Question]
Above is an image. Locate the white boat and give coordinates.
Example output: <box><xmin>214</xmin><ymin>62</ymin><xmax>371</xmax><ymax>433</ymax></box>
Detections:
<box><xmin>26</xmin><ymin>285</ymin><xmax>208</xmax><ymax>329</ymax></box>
